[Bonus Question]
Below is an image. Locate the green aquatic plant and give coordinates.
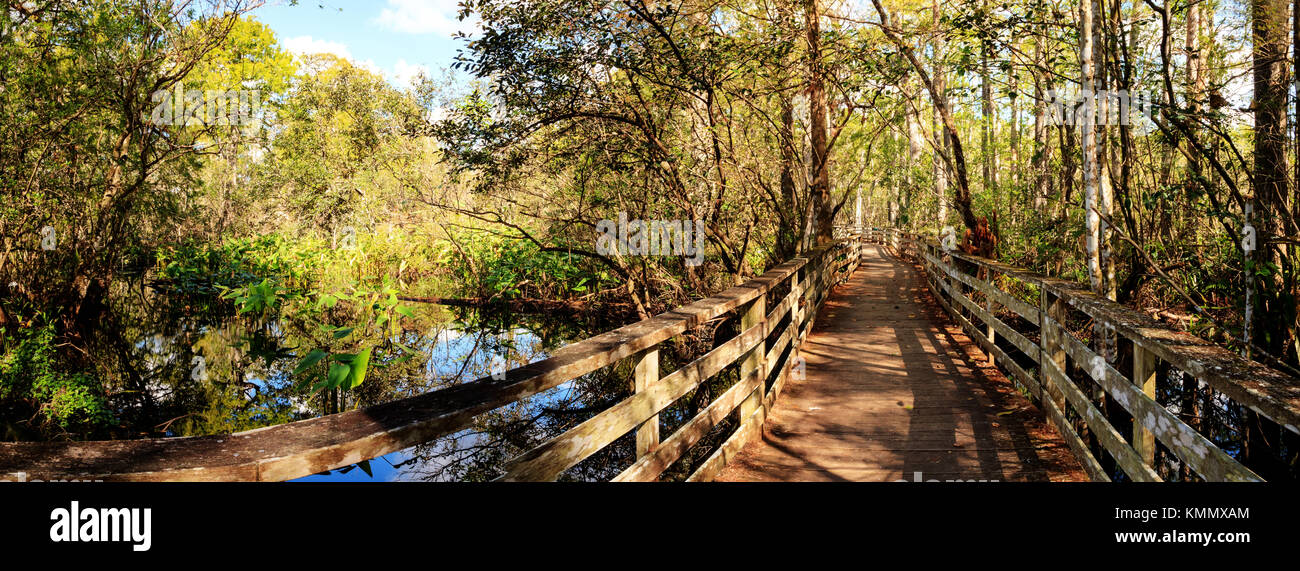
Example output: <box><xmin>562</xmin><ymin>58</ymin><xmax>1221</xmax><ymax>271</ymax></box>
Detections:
<box><xmin>0</xmin><ymin>323</ymin><xmax>113</xmax><ymax>435</ymax></box>
<box><xmin>219</xmin><ymin>274</ymin><xmax>417</xmax><ymax>398</ymax></box>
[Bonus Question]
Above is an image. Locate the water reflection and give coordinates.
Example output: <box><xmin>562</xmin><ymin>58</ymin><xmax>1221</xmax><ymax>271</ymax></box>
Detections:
<box><xmin>20</xmin><ymin>276</ymin><xmax>734</xmax><ymax>481</ymax></box>
<box><xmin>297</xmin><ymin>324</ymin><xmax>748</xmax><ymax>483</ymax></box>
<box><xmin>65</xmin><ymin>277</ymin><xmax>618</xmax><ymax>442</ymax></box>
<box><xmin>295</xmin><ymin>348</ymin><xmax>633</xmax><ymax>482</ymax></box>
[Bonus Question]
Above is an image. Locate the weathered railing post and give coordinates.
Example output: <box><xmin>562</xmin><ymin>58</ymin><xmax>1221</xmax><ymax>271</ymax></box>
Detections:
<box><xmin>633</xmin><ymin>347</ymin><xmax>661</xmax><ymax>458</ymax></box>
<box><xmin>794</xmin><ymin>263</ymin><xmax>807</xmax><ymax>337</ymax></box>
<box><xmin>1039</xmin><ymin>289</ymin><xmax>1067</xmax><ymax>411</ymax></box>
<box><xmin>984</xmin><ymin>268</ymin><xmax>996</xmax><ymax>367</ymax></box>
<box><xmin>1132</xmin><ymin>344</ymin><xmax>1158</xmax><ymax>466</ymax></box>
<box><xmin>812</xmin><ymin>251</ymin><xmax>826</xmax><ymax>318</ymax></box>
<box><xmin>737</xmin><ymin>293</ymin><xmax>767</xmax><ymax>424</ymax></box>
<box><xmin>850</xmin><ymin>236</ymin><xmax>862</xmax><ymax>275</ymax></box>
<box><xmin>946</xmin><ymin>248</ymin><xmax>961</xmax><ymax>313</ymax></box>
<box><xmin>801</xmin><ymin>258</ymin><xmax>815</xmax><ymax>335</ymax></box>
<box><xmin>787</xmin><ymin>264</ymin><xmax>806</xmax><ymax>385</ymax></box>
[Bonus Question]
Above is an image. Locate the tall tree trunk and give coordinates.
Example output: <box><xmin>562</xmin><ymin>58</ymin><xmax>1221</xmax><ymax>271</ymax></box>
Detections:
<box><xmin>981</xmin><ymin>0</ymin><xmax>996</xmax><ymax>204</ymax></box>
<box><xmin>779</xmin><ymin>96</ymin><xmax>800</xmax><ymax>258</ymax></box>
<box><xmin>933</xmin><ymin>0</ymin><xmax>949</xmax><ymax>226</ymax></box>
<box><xmin>1058</xmin><ymin>121</ymin><xmax>1078</xmax><ymax>223</ymax></box>
<box><xmin>1010</xmin><ymin>71</ymin><xmax>1020</xmax><ymax>209</ymax></box>
<box><xmin>905</xmin><ymin>83</ymin><xmax>923</xmax><ymax>228</ymax></box>
<box><xmin>1252</xmin><ymin>0</ymin><xmax>1293</xmax><ymax>359</ymax></box>
<box><xmin>1293</xmin><ymin>0</ymin><xmax>1299</xmax><ymax>225</ymax></box>
<box><xmin>1033</xmin><ymin>28</ymin><xmax>1050</xmax><ymax>214</ymax></box>
<box><xmin>1186</xmin><ymin>0</ymin><xmax>1206</xmax><ymax>173</ymax></box>
<box><xmin>890</xmin><ymin>129</ymin><xmax>900</xmax><ymax>227</ymax></box>
<box><xmin>1081</xmin><ymin>0</ymin><xmax>1104</xmax><ymax>294</ymax></box>
<box><xmin>806</xmin><ymin>0</ymin><xmax>834</xmax><ymax>245</ymax></box>
<box><xmin>1111</xmin><ymin>0</ymin><xmax>1141</xmax><ymax>303</ymax></box>
<box><xmin>1253</xmin><ymin>0</ymin><xmax>1291</xmax><ymax>236</ymax></box>
<box><xmin>872</xmin><ymin>0</ymin><xmax>979</xmax><ymax>233</ymax></box>
<box><xmin>1098</xmin><ymin>0</ymin><xmax>1115</xmax><ymax>302</ymax></box>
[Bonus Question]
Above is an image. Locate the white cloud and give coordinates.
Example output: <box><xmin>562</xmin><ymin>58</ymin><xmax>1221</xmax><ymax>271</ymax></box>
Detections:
<box><xmin>282</xmin><ymin>36</ymin><xmax>431</xmax><ymax>90</ymax></box>
<box><xmin>392</xmin><ymin>59</ymin><xmax>431</xmax><ymax>85</ymax></box>
<box><xmin>282</xmin><ymin>35</ymin><xmax>354</xmax><ymax>61</ymax></box>
<box><xmin>354</xmin><ymin>59</ymin><xmax>385</xmax><ymax>77</ymax></box>
<box><xmin>374</xmin><ymin>0</ymin><xmax>475</xmax><ymax>36</ymax></box>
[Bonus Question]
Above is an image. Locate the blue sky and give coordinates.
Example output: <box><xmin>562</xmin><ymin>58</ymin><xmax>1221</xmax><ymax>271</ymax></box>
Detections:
<box><xmin>252</xmin><ymin>0</ymin><xmax>478</xmax><ymax>87</ymax></box>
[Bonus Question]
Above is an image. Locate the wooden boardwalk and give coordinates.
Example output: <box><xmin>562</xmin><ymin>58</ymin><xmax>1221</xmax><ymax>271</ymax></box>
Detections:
<box><xmin>718</xmin><ymin>243</ymin><xmax>1087</xmax><ymax>482</ymax></box>
<box><xmin>3</xmin><ymin>233</ymin><xmax>1286</xmax><ymax>482</ymax></box>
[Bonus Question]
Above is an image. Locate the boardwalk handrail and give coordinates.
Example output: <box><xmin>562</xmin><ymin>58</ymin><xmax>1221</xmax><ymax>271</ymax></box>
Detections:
<box><xmin>0</xmin><ymin>238</ymin><xmax>863</xmax><ymax>481</ymax></box>
<box><xmin>878</xmin><ymin>229</ymin><xmax>1300</xmax><ymax>482</ymax></box>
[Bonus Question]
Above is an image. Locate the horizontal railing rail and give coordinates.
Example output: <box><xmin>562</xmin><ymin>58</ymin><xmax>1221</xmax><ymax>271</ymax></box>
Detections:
<box><xmin>875</xmin><ymin>229</ymin><xmax>1300</xmax><ymax>482</ymax></box>
<box><xmin>0</xmin><ymin>237</ymin><xmax>863</xmax><ymax>482</ymax></box>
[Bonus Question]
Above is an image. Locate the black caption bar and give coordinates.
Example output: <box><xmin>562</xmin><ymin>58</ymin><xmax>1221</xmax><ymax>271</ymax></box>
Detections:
<box><xmin>0</xmin><ymin>483</ymin><xmax>1290</xmax><ymax>562</ymax></box>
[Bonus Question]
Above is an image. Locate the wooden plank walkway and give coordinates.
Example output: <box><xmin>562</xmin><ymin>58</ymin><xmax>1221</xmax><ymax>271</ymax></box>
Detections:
<box><xmin>717</xmin><ymin>243</ymin><xmax>1087</xmax><ymax>482</ymax></box>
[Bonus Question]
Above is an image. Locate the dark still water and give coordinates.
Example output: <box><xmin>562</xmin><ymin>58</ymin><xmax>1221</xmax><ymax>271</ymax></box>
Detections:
<box><xmin>6</xmin><ymin>275</ymin><xmax>667</xmax><ymax>481</ymax></box>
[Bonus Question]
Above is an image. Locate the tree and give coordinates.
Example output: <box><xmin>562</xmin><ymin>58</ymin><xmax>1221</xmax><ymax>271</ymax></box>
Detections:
<box><xmin>871</xmin><ymin>0</ymin><xmax>979</xmax><ymax>235</ymax></box>
<box><xmin>0</xmin><ymin>0</ymin><xmax>260</xmax><ymax>328</ymax></box>
<box><xmin>1251</xmin><ymin>0</ymin><xmax>1294</xmax><ymax>356</ymax></box>
<box><xmin>185</xmin><ymin>16</ymin><xmax>297</xmax><ymax>237</ymax></box>
<box><xmin>1080</xmin><ymin>0</ymin><xmax>1103</xmax><ymax>294</ymax></box>
<box><xmin>806</xmin><ymin>0</ymin><xmax>834</xmax><ymax>245</ymax></box>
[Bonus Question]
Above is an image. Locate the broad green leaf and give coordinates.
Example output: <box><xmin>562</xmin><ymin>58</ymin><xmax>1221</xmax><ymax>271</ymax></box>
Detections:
<box><xmin>346</xmin><ymin>347</ymin><xmax>372</xmax><ymax>390</ymax></box>
<box><xmin>327</xmin><ymin>362</ymin><xmax>351</xmax><ymax>389</ymax></box>
<box><xmin>293</xmin><ymin>349</ymin><xmax>329</xmax><ymax>375</ymax></box>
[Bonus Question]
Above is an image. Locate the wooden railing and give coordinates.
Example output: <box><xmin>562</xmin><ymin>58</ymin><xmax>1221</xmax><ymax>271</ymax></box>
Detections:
<box><xmin>875</xmin><ymin>229</ymin><xmax>1300</xmax><ymax>482</ymax></box>
<box><xmin>0</xmin><ymin>237</ymin><xmax>863</xmax><ymax>481</ymax></box>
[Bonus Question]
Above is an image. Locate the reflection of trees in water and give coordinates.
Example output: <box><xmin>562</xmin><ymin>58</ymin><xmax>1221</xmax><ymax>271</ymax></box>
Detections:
<box><xmin>1148</xmin><ymin>369</ymin><xmax>1298</xmax><ymax>482</ymax></box>
<box><xmin>1069</xmin><ymin>345</ymin><xmax>1300</xmax><ymax>482</ymax></box>
<box><xmin>75</xmin><ymin>279</ymin><xmax>619</xmax><ymax>440</ymax></box>
<box><xmin>1051</xmin><ymin>309</ymin><xmax>1297</xmax><ymax>482</ymax></box>
<box><xmin>399</xmin><ymin>362</ymin><xmax>632</xmax><ymax>482</ymax></box>
<box><xmin>86</xmin><ymin>279</ymin><xmax>323</xmax><ymax>438</ymax></box>
<box><xmin>396</xmin><ymin>313</ymin><xmax>756</xmax><ymax>482</ymax></box>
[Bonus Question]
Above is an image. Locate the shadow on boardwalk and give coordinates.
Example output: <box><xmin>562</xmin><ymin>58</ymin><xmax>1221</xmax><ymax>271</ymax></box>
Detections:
<box><xmin>717</xmin><ymin>243</ymin><xmax>1087</xmax><ymax>482</ymax></box>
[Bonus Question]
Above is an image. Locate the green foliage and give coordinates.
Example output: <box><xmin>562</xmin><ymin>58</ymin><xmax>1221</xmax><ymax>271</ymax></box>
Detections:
<box><xmin>0</xmin><ymin>324</ymin><xmax>113</xmax><ymax>434</ymax></box>
<box><xmin>0</xmin><ymin>1</ymin><xmax>258</xmax><ymax>312</ymax></box>
<box><xmin>156</xmin><ymin>234</ymin><xmax>324</xmax><ymax>295</ymax></box>
<box><xmin>186</xmin><ymin>16</ymin><xmax>297</xmax><ymax>98</ymax></box>
<box><xmin>451</xmin><ymin>233</ymin><xmax>611</xmax><ymax>300</ymax></box>
<box><xmin>218</xmin><ymin>271</ymin><xmax>416</xmax><ymax>397</ymax></box>
<box><xmin>258</xmin><ymin>55</ymin><xmax>433</xmax><ymax>230</ymax></box>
